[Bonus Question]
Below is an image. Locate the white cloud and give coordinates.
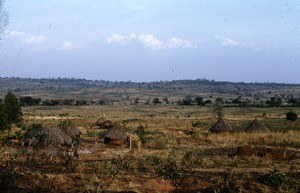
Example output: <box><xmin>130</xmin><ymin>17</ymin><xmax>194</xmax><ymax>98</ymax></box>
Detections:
<box><xmin>105</xmin><ymin>33</ymin><xmax>197</xmax><ymax>49</ymax></box>
<box><xmin>5</xmin><ymin>30</ymin><xmax>47</xmax><ymax>44</ymax></box>
<box><xmin>215</xmin><ymin>35</ymin><xmax>238</xmax><ymax>46</ymax></box>
<box><xmin>105</xmin><ymin>34</ymin><xmax>127</xmax><ymax>43</ymax></box>
<box><xmin>169</xmin><ymin>37</ymin><xmax>196</xmax><ymax>48</ymax></box>
<box><xmin>136</xmin><ymin>34</ymin><xmax>165</xmax><ymax>49</ymax></box>
<box><xmin>62</xmin><ymin>40</ymin><xmax>84</xmax><ymax>50</ymax></box>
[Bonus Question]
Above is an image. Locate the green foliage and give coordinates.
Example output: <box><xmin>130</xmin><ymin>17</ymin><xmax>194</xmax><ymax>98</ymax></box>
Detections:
<box><xmin>266</xmin><ymin>97</ymin><xmax>282</xmax><ymax>107</ymax></box>
<box><xmin>258</xmin><ymin>167</ymin><xmax>288</xmax><ymax>188</ymax></box>
<box><xmin>156</xmin><ymin>154</ymin><xmax>186</xmax><ymax>189</ymax></box>
<box><xmin>102</xmin><ymin>156</ymin><xmax>133</xmax><ymax>176</ymax></box>
<box><xmin>182</xmin><ymin>96</ymin><xmax>193</xmax><ymax>106</ymax></box>
<box><xmin>156</xmin><ymin>152</ymin><xmax>198</xmax><ymax>189</ymax></box>
<box><xmin>19</xmin><ymin>96</ymin><xmax>41</xmax><ymax>106</ymax></box>
<box><xmin>134</xmin><ymin>124</ymin><xmax>149</xmax><ymax>144</ymax></box>
<box><xmin>286</xmin><ymin>111</ymin><xmax>297</xmax><ymax>121</ymax></box>
<box><xmin>194</xmin><ymin>96</ymin><xmax>204</xmax><ymax>106</ymax></box>
<box><xmin>20</xmin><ymin>123</ymin><xmax>48</xmax><ymax>146</ymax></box>
<box><xmin>0</xmin><ymin>103</ymin><xmax>9</xmax><ymax>131</ymax></box>
<box><xmin>152</xmin><ymin>97</ymin><xmax>161</xmax><ymax>105</ymax></box>
<box><xmin>4</xmin><ymin>91</ymin><xmax>23</xmax><ymax>126</ymax></box>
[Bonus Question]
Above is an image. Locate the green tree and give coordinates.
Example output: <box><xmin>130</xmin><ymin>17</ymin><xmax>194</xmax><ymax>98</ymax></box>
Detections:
<box><xmin>4</xmin><ymin>91</ymin><xmax>23</xmax><ymax>126</ymax></box>
<box><xmin>194</xmin><ymin>96</ymin><xmax>204</xmax><ymax>106</ymax></box>
<box><xmin>182</xmin><ymin>96</ymin><xmax>193</xmax><ymax>106</ymax></box>
<box><xmin>286</xmin><ymin>111</ymin><xmax>298</xmax><ymax>121</ymax></box>
<box><xmin>152</xmin><ymin>98</ymin><xmax>161</xmax><ymax>105</ymax></box>
<box><xmin>0</xmin><ymin>103</ymin><xmax>9</xmax><ymax>130</ymax></box>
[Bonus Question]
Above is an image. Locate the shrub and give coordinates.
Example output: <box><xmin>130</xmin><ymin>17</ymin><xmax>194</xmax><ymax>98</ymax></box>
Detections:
<box><xmin>134</xmin><ymin>124</ymin><xmax>148</xmax><ymax>144</ymax></box>
<box><xmin>286</xmin><ymin>111</ymin><xmax>298</xmax><ymax>121</ymax></box>
<box><xmin>156</xmin><ymin>155</ymin><xmax>186</xmax><ymax>189</ymax></box>
<box><xmin>258</xmin><ymin>167</ymin><xmax>288</xmax><ymax>188</ymax></box>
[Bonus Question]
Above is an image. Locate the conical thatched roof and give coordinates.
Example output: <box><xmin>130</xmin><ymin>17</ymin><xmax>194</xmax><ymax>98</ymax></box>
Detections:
<box><xmin>104</xmin><ymin>122</ymin><xmax>127</xmax><ymax>140</ymax></box>
<box><xmin>60</xmin><ymin>121</ymin><xmax>82</xmax><ymax>138</ymax></box>
<box><xmin>100</xmin><ymin>120</ymin><xmax>114</xmax><ymax>129</ymax></box>
<box><xmin>209</xmin><ymin>118</ymin><xmax>233</xmax><ymax>133</ymax></box>
<box><xmin>95</xmin><ymin>115</ymin><xmax>108</xmax><ymax>126</ymax></box>
<box><xmin>244</xmin><ymin>119</ymin><xmax>270</xmax><ymax>133</ymax></box>
<box><xmin>31</xmin><ymin>125</ymin><xmax>72</xmax><ymax>146</ymax></box>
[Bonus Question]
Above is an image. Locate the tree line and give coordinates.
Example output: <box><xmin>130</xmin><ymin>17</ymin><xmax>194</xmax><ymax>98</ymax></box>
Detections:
<box><xmin>18</xmin><ymin>94</ymin><xmax>300</xmax><ymax>108</ymax></box>
<box><xmin>19</xmin><ymin>96</ymin><xmax>105</xmax><ymax>107</ymax></box>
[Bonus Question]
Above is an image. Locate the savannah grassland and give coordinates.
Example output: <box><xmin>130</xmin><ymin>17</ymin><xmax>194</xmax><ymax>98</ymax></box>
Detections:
<box><xmin>0</xmin><ymin>78</ymin><xmax>300</xmax><ymax>193</ymax></box>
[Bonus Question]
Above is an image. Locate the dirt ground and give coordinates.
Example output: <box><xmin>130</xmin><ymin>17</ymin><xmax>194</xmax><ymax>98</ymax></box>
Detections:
<box><xmin>1</xmin><ymin>105</ymin><xmax>300</xmax><ymax>193</ymax></box>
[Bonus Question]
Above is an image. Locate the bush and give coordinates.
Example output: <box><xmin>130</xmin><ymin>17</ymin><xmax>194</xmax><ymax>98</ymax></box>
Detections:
<box><xmin>258</xmin><ymin>167</ymin><xmax>288</xmax><ymax>188</ymax></box>
<box><xmin>286</xmin><ymin>111</ymin><xmax>298</xmax><ymax>121</ymax></box>
<box><xmin>156</xmin><ymin>155</ymin><xmax>186</xmax><ymax>189</ymax></box>
<box><xmin>134</xmin><ymin>125</ymin><xmax>148</xmax><ymax>144</ymax></box>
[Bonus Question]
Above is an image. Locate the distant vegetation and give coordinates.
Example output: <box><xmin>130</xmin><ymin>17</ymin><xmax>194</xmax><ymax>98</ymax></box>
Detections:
<box><xmin>0</xmin><ymin>77</ymin><xmax>299</xmax><ymax>108</ymax></box>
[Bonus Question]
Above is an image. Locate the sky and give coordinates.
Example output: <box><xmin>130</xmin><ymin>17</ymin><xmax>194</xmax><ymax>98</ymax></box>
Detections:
<box><xmin>0</xmin><ymin>0</ymin><xmax>300</xmax><ymax>83</ymax></box>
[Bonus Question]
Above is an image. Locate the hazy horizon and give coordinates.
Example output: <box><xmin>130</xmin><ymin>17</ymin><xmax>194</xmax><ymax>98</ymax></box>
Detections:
<box><xmin>1</xmin><ymin>1</ymin><xmax>300</xmax><ymax>84</ymax></box>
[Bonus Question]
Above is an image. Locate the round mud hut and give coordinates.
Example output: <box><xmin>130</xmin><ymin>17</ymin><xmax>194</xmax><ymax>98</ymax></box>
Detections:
<box><xmin>244</xmin><ymin>119</ymin><xmax>270</xmax><ymax>133</ymax></box>
<box><xmin>209</xmin><ymin>118</ymin><xmax>233</xmax><ymax>133</ymax></box>
<box><xmin>103</xmin><ymin>122</ymin><xmax>127</xmax><ymax>145</ymax></box>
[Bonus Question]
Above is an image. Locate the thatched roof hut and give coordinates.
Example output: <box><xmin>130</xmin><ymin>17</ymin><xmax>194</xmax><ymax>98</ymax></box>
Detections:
<box><xmin>244</xmin><ymin>119</ymin><xmax>270</xmax><ymax>133</ymax></box>
<box><xmin>95</xmin><ymin>116</ymin><xmax>108</xmax><ymax>126</ymax></box>
<box><xmin>31</xmin><ymin>125</ymin><xmax>72</xmax><ymax>146</ymax></box>
<box><xmin>209</xmin><ymin>118</ymin><xmax>233</xmax><ymax>133</ymax></box>
<box><xmin>96</xmin><ymin>115</ymin><xmax>114</xmax><ymax>129</ymax></box>
<box><xmin>104</xmin><ymin>122</ymin><xmax>127</xmax><ymax>145</ymax></box>
<box><xmin>100</xmin><ymin>120</ymin><xmax>114</xmax><ymax>129</ymax></box>
<box><xmin>60</xmin><ymin>121</ymin><xmax>82</xmax><ymax>138</ymax></box>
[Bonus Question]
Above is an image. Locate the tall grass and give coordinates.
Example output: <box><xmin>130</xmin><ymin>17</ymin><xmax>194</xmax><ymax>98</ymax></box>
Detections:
<box><xmin>207</xmin><ymin>131</ymin><xmax>300</xmax><ymax>147</ymax></box>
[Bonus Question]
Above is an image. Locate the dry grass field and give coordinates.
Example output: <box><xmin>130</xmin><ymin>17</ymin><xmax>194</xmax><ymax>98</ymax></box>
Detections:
<box><xmin>1</xmin><ymin>104</ymin><xmax>300</xmax><ymax>193</ymax></box>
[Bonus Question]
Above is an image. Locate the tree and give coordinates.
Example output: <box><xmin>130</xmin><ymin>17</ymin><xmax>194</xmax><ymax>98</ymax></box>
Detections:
<box><xmin>266</xmin><ymin>97</ymin><xmax>282</xmax><ymax>107</ymax></box>
<box><xmin>0</xmin><ymin>103</ymin><xmax>9</xmax><ymax>130</ymax></box>
<box><xmin>194</xmin><ymin>97</ymin><xmax>204</xmax><ymax>106</ymax></box>
<box><xmin>19</xmin><ymin>96</ymin><xmax>41</xmax><ymax>106</ymax></box>
<box><xmin>286</xmin><ymin>111</ymin><xmax>298</xmax><ymax>121</ymax></box>
<box><xmin>182</xmin><ymin>96</ymin><xmax>193</xmax><ymax>106</ymax></box>
<box><xmin>204</xmin><ymin>100</ymin><xmax>212</xmax><ymax>105</ymax></box>
<box><xmin>152</xmin><ymin>98</ymin><xmax>161</xmax><ymax>105</ymax></box>
<box><xmin>4</xmin><ymin>91</ymin><xmax>22</xmax><ymax>126</ymax></box>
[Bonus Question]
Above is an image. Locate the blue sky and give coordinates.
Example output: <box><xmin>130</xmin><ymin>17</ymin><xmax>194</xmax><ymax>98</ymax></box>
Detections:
<box><xmin>0</xmin><ymin>0</ymin><xmax>300</xmax><ymax>83</ymax></box>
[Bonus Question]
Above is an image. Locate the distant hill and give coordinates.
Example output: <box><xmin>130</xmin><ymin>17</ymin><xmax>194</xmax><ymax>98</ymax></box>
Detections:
<box><xmin>0</xmin><ymin>77</ymin><xmax>299</xmax><ymax>102</ymax></box>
